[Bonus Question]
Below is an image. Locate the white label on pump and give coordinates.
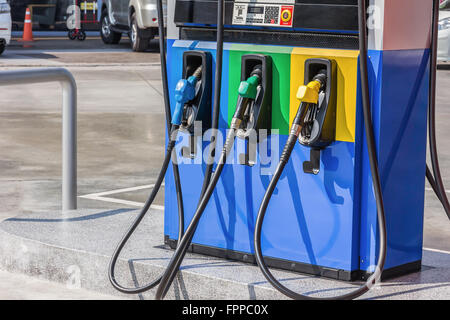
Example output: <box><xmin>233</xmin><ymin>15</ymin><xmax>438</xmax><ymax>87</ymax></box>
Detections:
<box><xmin>232</xmin><ymin>3</ymin><xmax>294</xmax><ymax>27</ymax></box>
<box><xmin>232</xmin><ymin>3</ymin><xmax>249</xmax><ymax>25</ymax></box>
<box><xmin>236</xmin><ymin>0</ymin><xmax>295</xmax><ymax>3</ymax></box>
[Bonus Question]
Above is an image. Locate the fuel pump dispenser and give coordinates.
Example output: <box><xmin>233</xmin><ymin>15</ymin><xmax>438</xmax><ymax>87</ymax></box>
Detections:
<box><xmin>163</xmin><ymin>0</ymin><xmax>377</xmax><ymax>286</ymax></box>
<box><xmin>159</xmin><ymin>0</ymin><xmax>449</xmax><ymax>299</ymax></box>
<box><xmin>109</xmin><ymin>0</ymin><xmax>450</xmax><ymax>300</ymax></box>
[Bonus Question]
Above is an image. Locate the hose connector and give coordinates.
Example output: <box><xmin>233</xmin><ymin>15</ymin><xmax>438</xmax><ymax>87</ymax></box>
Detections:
<box><xmin>192</xmin><ymin>66</ymin><xmax>203</xmax><ymax>80</ymax></box>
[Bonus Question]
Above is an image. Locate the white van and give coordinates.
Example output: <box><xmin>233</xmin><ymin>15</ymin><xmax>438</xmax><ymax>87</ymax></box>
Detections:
<box><xmin>100</xmin><ymin>0</ymin><xmax>167</xmax><ymax>52</ymax></box>
<box><xmin>0</xmin><ymin>0</ymin><xmax>11</xmax><ymax>55</ymax></box>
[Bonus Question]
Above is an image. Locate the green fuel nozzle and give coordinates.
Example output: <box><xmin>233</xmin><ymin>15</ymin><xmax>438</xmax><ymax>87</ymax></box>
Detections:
<box><xmin>231</xmin><ymin>65</ymin><xmax>263</xmax><ymax>128</ymax></box>
<box><xmin>238</xmin><ymin>65</ymin><xmax>263</xmax><ymax>99</ymax></box>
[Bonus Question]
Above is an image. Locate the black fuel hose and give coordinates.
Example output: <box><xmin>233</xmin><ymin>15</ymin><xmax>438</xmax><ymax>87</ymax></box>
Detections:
<box><xmin>157</xmin><ymin>0</ymin><xmax>185</xmax><ymax>240</ymax></box>
<box><xmin>155</xmin><ymin>129</ymin><xmax>236</xmax><ymax>300</ymax></box>
<box><xmin>427</xmin><ymin>166</ymin><xmax>442</xmax><ymax>202</ymax></box>
<box><xmin>108</xmin><ymin>127</ymin><xmax>182</xmax><ymax>293</ymax></box>
<box><xmin>154</xmin><ymin>0</ymin><xmax>226</xmax><ymax>299</ymax></box>
<box><xmin>426</xmin><ymin>0</ymin><xmax>450</xmax><ymax>220</ymax></box>
<box><xmin>253</xmin><ymin>0</ymin><xmax>387</xmax><ymax>300</ymax></box>
<box><xmin>198</xmin><ymin>0</ymin><xmax>225</xmax><ymax>201</ymax></box>
<box><xmin>155</xmin><ymin>81</ymin><xmax>253</xmax><ymax>300</ymax></box>
<box><xmin>108</xmin><ymin>0</ymin><xmax>185</xmax><ymax>294</ymax></box>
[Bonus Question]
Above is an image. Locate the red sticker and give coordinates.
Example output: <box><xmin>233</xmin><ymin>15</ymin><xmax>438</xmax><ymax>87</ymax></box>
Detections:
<box><xmin>280</xmin><ymin>6</ymin><xmax>293</xmax><ymax>27</ymax></box>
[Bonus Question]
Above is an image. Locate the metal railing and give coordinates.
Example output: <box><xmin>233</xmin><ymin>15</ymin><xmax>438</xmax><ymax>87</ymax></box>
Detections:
<box><xmin>0</xmin><ymin>68</ymin><xmax>77</xmax><ymax>210</ymax></box>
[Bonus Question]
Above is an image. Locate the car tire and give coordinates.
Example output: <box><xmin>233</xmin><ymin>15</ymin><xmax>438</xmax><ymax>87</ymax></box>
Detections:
<box><xmin>77</xmin><ymin>30</ymin><xmax>87</xmax><ymax>41</ymax></box>
<box><xmin>0</xmin><ymin>43</ymin><xmax>5</xmax><ymax>56</ymax></box>
<box><xmin>68</xmin><ymin>30</ymin><xmax>77</xmax><ymax>40</ymax></box>
<box><xmin>130</xmin><ymin>12</ymin><xmax>149</xmax><ymax>52</ymax></box>
<box><xmin>100</xmin><ymin>8</ymin><xmax>122</xmax><ymax>44</ymax></box>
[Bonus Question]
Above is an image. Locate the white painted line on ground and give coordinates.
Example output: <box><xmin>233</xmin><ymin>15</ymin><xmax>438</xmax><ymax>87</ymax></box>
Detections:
<box><xmin>425</xmin><ymin>187</ymin><xmax>450</xmax><ymax>193</ymax></box>
<box><xmin>80</xmin><ymin>194</ymin><xmax>164</xmax><ymax>210</ymax></box>
<box><xmin>424</xmin><ymin>247</ymin><xmax>450</xmax><ymax>255</ymax></box>
<box><xmin>80</xmin><ymin>194</ymin><xmax>144</xmax><ymax>207</ymax></box>
<box><xmin>82</xmin><ymin>184</ymin><xmax>159</xmax><ymax>197</ymax></box>
<box><xmin>79</xmin><ymin>184</ymin><xmax>165</xmax><ymax>211</ymax></box>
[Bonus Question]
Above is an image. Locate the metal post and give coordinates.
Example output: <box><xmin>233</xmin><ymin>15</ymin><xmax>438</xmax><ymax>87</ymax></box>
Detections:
<box><xmin>0</xmin><ymin>68</ymin><xmax>77</xmax><ymax>210</ymax></box>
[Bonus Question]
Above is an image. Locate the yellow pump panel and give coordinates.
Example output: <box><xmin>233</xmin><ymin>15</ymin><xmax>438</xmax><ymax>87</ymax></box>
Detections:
<box><xmin>290</xmin><ymin>48</ymin><xmax>359</xmax><ymax>143</ymax></box>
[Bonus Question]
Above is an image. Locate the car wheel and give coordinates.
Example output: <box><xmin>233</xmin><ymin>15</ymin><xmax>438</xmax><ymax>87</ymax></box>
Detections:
<box><xmin>0</xmin><ymin>43</ymin><xmax>5</xmax><ymax>56</ymax></box>
<box><xmin>68</xmin><ymin>30</ymin><xmax>77</xmax><ymax>40</ymax></box>
<box><xmin>77</xmin><ymin>30</ymin><xmax>87</xmax><ymax>41</ymax></box>
<box><xmin>130</xmin><ymin>12</ymin><xmax>149</xmax><ymax>52</ymax></box>
<box><xmin>100</xmin><ymin>8</ymin><xmax>122</xmax><ymax>44</ymax></box>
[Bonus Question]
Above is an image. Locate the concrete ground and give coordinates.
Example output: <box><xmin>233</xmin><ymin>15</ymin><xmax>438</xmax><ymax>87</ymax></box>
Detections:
<box><xmin>0</xmin><ymin>36</ymin><xmax>450</xmax><ymax>299</ymax></box>
<box><xmin>0</xmin><ymin>270</ymin><xmax>121</xmax><ymax>300</ymax></box>
<box><xmin>0</xmin><ymin>36</ymin><xmax>163</xmax><ymax>299</ymax></box>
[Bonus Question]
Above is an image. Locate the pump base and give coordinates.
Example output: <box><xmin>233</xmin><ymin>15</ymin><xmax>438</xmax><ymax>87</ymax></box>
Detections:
<box><xmin>165</xmin><ymin>236</ymin><xmax>357</xmax><ymax>281</ymax></box>
<box><xmin>165</xmin><ymin>236</ymin><xmax>422</xmax><ymax>282</ymax></box>
<box><xmin>361</xmin><ymin>260</ymin><xmax>422</xmax><ymax>282</ymax></box>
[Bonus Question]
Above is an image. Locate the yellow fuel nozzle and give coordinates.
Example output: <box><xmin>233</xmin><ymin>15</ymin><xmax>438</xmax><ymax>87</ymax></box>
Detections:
<box><xmin>296</xmin><ymin>80</ymin><xmax>321</xmax><ymax>104</ymax></box>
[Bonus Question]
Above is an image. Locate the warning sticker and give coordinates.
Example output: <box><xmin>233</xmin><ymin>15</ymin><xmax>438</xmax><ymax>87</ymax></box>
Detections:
<box><xmin>232</xmin><ymin>3</ymin><xmax>294</xmax><ymax>28</ymax></box>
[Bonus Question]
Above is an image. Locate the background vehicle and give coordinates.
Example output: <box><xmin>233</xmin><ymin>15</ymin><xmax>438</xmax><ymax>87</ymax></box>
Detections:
<box><xmin>0</xmin><ymin>0</ymin><xmax>11</xmax><ymax>55</ymax></box>
<box><xmin>100</xmin><ymin>0</ymin><xmax>167</xmax><ymax>52</ymax></box>
<box><xmin>9</xmin><ymin>0</ymin><xmax>99</xmax><ymax>31</ymax></box>
<box><xmin>439</xmin><ymin>1</ymin><xmax>450</xmax><ymax>61</ymax></box>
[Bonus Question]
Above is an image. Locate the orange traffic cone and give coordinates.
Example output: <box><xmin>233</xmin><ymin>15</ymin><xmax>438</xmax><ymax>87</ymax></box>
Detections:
<box><xmin>20</xmin><ymin>8</ymin><xmax>34</xmax><ymax>42</ymax></box>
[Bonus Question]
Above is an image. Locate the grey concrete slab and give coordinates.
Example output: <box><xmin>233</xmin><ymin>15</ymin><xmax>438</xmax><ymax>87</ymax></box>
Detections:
<box><xmin>0</xmin><ymin>270</ymin><xmax>126</xmax><ymax>300</ymax></box>
<box><xmin>0</xmin><ymin>208</ymin><xmax>449</xmax><ymax>300</ymax></box>
<box><xmin>0</xmin><ymin>78</ymin><xmax>164</xmax><ymax>114</ymax></box>
<box><xmin>0</xmin><ymin>112</ymin><xmax>166</xmax><ymax>179</ymax></box>
<box><xmin>1</xmin><ymin>39</ymin><xmax>160</xmax><ymax>67</ymax></box>
<box><xmin>424</xmin><ymin>192</ymin><xmax>450</xmax><ymax>252</ymax></box>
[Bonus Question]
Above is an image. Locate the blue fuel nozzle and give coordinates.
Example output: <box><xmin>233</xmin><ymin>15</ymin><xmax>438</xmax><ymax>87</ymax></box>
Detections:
<box><xmin>172</xmin><ymin>75</ymin><xmax>198</xmax><ymax>126</ymax></box>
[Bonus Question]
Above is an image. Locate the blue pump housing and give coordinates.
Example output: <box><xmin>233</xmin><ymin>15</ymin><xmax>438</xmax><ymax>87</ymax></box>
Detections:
<box><xmin>164</xmin><ymin>39</ymin><xmax>429</xmax><ymax>281</ymax></box>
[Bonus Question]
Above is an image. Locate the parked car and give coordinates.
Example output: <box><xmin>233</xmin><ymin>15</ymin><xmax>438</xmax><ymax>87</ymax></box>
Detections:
<box><xmin>439</xmin><ymin>2</ymin><xmax>450</xmax><ymax>61</ymax></box>
<box><xmin>0</xmin><ymin>0</ymin><xmax>11</xmax><ymax>55</ymax></box>
<box><xmin>100</xmin><ymin>0</ymin><xmax>167</xmax><ymax>52</ymax></box>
